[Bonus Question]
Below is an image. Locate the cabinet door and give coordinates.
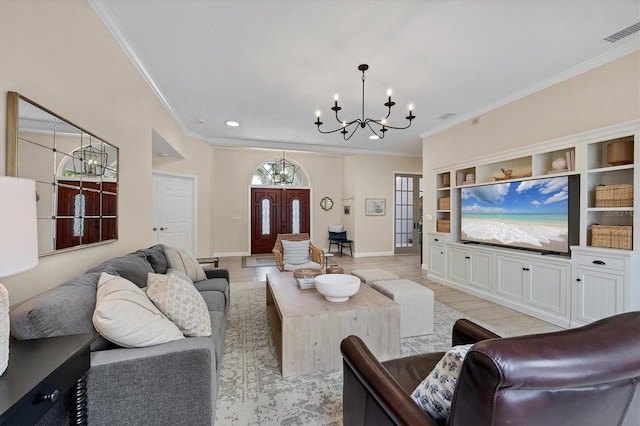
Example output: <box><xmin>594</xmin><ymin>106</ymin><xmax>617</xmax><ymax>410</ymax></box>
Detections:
<box><xmin>496</xmin><ymin>256</ymin><xmax>526</xmax><ymax>300</ymax></box>
<box><xmin>448</xmin><ymin>247</ymin><xmax>469</xmax><ymax>284</ymax></box>
<box><xmin>429</xmin><ymin>243</ymin><xmax>445</xmax><ymax>278</ymax></box>
<box><xmin>468</xmin><ymin>250</ymin><xmax>493</xmax><ymax>291</ymax></box>
<box><xmin>574</xmin><ymin>267</ymin><xmax>624</xmax><ymax>324</ymax></box>
<box><xmin>528</xmin><ymin>261</ymin><xmax>567</xmax><ymax>315</ymax></box>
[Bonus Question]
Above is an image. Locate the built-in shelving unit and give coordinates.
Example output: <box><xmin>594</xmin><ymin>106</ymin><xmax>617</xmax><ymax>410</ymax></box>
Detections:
<box><xmin>428</xmin><ymin>120</ymin><xmax>639</xmax><ymax>328</ymax></box>
<box><xmin>583</xmin><ymin>136</ymin><xmax>635</xmax><ymax>249</ymax></box>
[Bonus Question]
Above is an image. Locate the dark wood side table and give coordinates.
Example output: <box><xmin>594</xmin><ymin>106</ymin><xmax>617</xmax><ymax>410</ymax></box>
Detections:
<box><xmin>0</xmin><ymin>333</ymin><xmax>96</xmax><ymax>425</ymax></box>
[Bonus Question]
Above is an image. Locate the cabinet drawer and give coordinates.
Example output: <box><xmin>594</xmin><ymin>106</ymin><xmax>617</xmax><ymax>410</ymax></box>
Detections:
<box><xmin>575</xmin><ymin>254</ymin><xmax>625</xmax><ymax>271</ymax></box>
<box><xmin>427</xmin><ymin>234</ymin><xmax>446</xmax><ymax>244</ymax></box>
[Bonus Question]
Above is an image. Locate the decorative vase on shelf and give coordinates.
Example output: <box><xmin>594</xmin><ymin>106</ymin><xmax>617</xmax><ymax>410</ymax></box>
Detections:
<box><xmin>551</xmin><ymin>157</ymin><xmax>567</xmax><ymax>171</ymax></box>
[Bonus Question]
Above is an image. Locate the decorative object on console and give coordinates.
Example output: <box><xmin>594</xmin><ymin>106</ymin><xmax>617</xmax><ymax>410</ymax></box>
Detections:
<box><xmin>314</xmin><ymin>274</ymin><xmax>360</xmax><ymax>302</ymax></box>
<box><xmin>314</xmin><ymin>64</ymin><xmax>415</xmax><ymax>140</ymax></box>
<box><xmin>0</xmin><ymin>176</ymin><xmax>38</xmax><ymax>375</ymax></box>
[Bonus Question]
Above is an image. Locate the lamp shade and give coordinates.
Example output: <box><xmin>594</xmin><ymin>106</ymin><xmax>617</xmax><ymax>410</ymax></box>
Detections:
<box><xmin>0</xmin><ymin>177</ymin><xmax>38</xmax><ymax>278</ymax></box>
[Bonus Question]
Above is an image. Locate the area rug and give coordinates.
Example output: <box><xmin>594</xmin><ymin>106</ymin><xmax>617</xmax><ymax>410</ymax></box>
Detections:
<box><xmin>241</xmin><ymin>255</ymin><xmax>277</xmax><ymax>268</ymax></box>
<box><xmin>215</xmin><ymin>281</ymin><xmax>501</xmax><ymax>425</ymax></box>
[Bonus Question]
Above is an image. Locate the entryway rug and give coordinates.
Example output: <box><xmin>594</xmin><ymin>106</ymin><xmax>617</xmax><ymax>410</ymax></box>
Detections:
<box><xmin>241</xmin><ymin>255</ymin><xmax>277</xmax><ymax>268</ymax></box>
<box><xmin>215</xmin><ymin>281</ymin><xmax>502</xmax><ymax>425</ymax></box>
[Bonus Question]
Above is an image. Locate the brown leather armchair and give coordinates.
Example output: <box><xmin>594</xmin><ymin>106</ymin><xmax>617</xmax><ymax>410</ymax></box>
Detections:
<box><xmin>341</xmin><ymin>312</ymin><xmax>640</xmax><ymax>426</ymax></box>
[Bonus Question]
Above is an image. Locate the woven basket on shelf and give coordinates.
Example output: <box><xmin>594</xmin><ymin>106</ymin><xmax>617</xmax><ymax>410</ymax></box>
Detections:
<box><xmin>591</xmin><ymin>225</ymin><xmax>633</xmax><ymax>250</ymax></box>
<box><xmin>595</xmin><ymin>184</ymin><xmax>633</xmax><ymax>208</ymax></box>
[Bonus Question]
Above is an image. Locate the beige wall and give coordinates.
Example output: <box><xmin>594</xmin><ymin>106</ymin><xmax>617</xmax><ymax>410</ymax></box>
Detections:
<box><xmin>0</xmin><ymin>1</ymin><xmax>204</xmax><ymax>305</ymax></box>
<box><xmin>351</xmin><ymin>154</ymin><xmax>422</xmax><ymax>255</ymax></box>
<box><xmin>422</xmin><ymin>51</ymin><xmax>640</xmax><ymax>249</ymax></box>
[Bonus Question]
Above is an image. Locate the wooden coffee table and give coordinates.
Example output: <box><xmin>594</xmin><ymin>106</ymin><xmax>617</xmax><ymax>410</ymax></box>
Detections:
<box><xmin>266</xmin><ymin>271</ymin><xmax>400</xmax><ymax>377</ymax></box>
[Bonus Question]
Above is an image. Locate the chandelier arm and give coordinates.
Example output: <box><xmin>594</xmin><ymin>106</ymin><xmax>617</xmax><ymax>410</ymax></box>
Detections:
<box><xmin>316</xmin><ymin>119</ymin><xmax>359</xmax><ymax>135</ymax></box>
<box><xmin>364</xmin><ymin>121</ymin><xmax>384</xmax><ymax>139</ymax></box>
<box><xmin>343</xmin><ymin>124</ymin><xmax>360</xmax><ymax>141</ymax></box>
<box><xmin>374</xmin><ymin>119</ymin><xmax>414</xmax><ymax>130</ymax></box>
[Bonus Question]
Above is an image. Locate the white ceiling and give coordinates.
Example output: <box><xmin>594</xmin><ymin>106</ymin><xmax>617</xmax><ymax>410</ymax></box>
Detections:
<box><xmin>90</xmin><ymin>0</ymin><xmax>639</xmax><ymax>157</ymax></box>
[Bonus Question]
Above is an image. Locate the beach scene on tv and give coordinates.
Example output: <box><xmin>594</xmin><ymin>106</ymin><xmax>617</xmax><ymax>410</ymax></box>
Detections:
<box><xmin>461</xmin><ymin>176</ymin><xmax>569</xmax><ymax>253</ymax></box>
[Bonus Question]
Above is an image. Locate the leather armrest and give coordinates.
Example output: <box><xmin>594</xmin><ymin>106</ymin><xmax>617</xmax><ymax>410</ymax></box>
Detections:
<box><xmin>452</xmin><ymin>319</ymin><xmax>501</xmax><ymax>346</ymax></box>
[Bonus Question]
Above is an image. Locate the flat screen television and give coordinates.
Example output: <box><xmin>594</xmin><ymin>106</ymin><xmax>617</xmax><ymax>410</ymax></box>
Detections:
<box><xmin>460</xmin><ymin>175</ymin><xmax>579</xmax><ymax>255</ymax></box>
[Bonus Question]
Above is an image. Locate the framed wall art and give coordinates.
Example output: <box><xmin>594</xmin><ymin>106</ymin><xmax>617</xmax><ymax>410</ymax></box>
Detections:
<box><xmin>365</xmin><ymin>198</ymin><xmax>385</xmax><ymax>216</ymax></box>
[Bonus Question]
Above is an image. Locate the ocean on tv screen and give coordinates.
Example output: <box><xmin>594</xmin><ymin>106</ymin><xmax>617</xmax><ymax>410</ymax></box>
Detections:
<box><xmin>461</xmin><ymin>176</ymin><xmax>569</xmax><ymax>253</ymax></box>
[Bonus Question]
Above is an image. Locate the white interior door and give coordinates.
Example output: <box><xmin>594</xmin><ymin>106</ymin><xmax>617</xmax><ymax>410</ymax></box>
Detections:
<box><xmin>152</xmin><ymin>172</ymin><xmax>196</xmax><ymax>254</ymax></box>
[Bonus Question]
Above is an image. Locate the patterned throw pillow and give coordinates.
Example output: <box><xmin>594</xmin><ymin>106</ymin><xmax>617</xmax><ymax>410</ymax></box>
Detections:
<box><xmin>146</xmin><ymin>272</ymin><xmax>212</xmax><ymax>337</ymax></box>
<box><xmin>92</xmin><ymin>273</ymin><xmax>184</xmax><ymax>348</ymax></box>
<box><xmin>164</xmin><ymin>246</ymin><xmax>207</xmax><ymax>282</ymax></box>
<box><xmin>328</xmin><ymin>224</ymin><xmax>344</xmax><ymax>232</ymax></box>
<box><xmin>281</xmin><ymin>239</ymin><xmax>310</xmax><ymax>265</ymax></box>
<box><xmin>411</xmin><ymin>344</ymin><xmax>473</xmax><ymax>423</ymax></box>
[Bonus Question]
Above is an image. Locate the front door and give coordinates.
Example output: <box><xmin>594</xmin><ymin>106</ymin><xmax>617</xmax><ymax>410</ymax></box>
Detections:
<box><xmin>251</xmin><ymin>188</ymin><xmax>310</xmax><ymax>254</ymax></box>
<box><xmin>394</xmin><ymin>174</ymin><xmax>423</xmax><ymax>254</ymax></box>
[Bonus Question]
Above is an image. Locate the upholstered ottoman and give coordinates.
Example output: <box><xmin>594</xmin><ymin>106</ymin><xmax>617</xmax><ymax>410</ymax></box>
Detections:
<box><xmin>371</xmin><ymin>279</ymin><xmax>434</xmax><ymax>337</ymax></box>
<box><xmin>350</xmin><ymin>269</ymin><xmax>399</xmax><ymax>285</ymax></box>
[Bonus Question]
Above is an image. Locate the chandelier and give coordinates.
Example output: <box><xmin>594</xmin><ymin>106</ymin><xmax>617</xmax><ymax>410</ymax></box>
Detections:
<box><xmin>269</xmin><ymin>151</ymin><xmax>298</xmax><ymax>185</ymax></box>
<box><xmin>72</xmin><ymin>143</ymin><xmax>108</xmax><ymax>176</ymax></box>
<box><xmin>314</xmin><ymin>64</ymin><xmax>415</xmax><ymax>140</ymax></box>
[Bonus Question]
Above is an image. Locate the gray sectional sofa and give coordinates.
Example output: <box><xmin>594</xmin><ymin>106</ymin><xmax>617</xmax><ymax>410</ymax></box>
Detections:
<box><xmin>9</xmin><ymin>244</ymin><xmax>230</xmax><ymax>425</ymax></box>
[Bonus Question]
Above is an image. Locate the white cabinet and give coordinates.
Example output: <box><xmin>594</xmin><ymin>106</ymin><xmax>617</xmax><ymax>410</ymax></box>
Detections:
<box><xmin>446</xmin><ymin>244</ymin><xmax>493</xmax><ymax>294</ymax></box>
<box><xmin>571</xmin><ymin>247</ymin><xmax>640</xmax><ymax>328</ymax></box>
<box><xmin>495</xmin><ymin>254</ymin><xmax>570</xmax><ymax>326</ymax></box>
<box><xmin>427</xmin><ymin>233</ymin><xmax>450</xmax><ymax>284</ymax></box>
<box><xmin>445</xmin><ymin>243</ymin><xmax>571</xmax><ymax>327</ymax></box>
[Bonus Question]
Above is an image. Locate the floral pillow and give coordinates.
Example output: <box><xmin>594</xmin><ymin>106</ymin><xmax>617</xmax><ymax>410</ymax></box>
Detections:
<box><xmin>411</xmin><ymin>344</ymin><xmax>473</xmax><ymax>423</ymax></box>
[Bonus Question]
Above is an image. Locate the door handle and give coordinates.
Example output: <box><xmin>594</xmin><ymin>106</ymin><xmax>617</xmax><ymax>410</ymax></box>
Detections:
<box><xmin>153</xmin><ymin>227</ymin><xmax>157</xmax><ymax>231</ymax></box>
<box><xmin>592</xmin><ymin>260</ymin><xmax>606</xmax><ymax>265</ymax></box>
<box><xmin>160</xmin><ymin>227</ymin><xmax>169</xmax><ymax>231</ymax></box>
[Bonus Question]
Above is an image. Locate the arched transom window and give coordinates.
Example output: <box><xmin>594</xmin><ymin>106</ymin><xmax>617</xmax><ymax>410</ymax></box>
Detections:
<box><xmin>252</xmin><ymin>154</ymin><xmax>309</xmax><ymax>186</ymax></box>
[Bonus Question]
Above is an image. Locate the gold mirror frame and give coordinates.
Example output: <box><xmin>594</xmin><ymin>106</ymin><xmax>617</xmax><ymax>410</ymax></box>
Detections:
<box><xmin>320</xmin><ymin>196</ymin><xmax>334</xmax><ymax>211</ymax></box>
<box><xmin>6</xmin><ymin>92</ymin><xmax>119</xmax><ymax>256</ymax></box>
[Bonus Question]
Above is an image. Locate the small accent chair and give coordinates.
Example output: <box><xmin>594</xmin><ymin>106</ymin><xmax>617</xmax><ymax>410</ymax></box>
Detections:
<box><xmin>272</xmin><ymin>233</ymin><xmax>325</xmax><ymax>272</ymax></box>
<box><xmin>328</xmin><ymin>226</ymin><xmax>353</xmax><ymax>257</ymax></box>
<box><xmin>341</xmin><ymin>311</ymin><xmax>640</xmax><ymax>426</ymax></box>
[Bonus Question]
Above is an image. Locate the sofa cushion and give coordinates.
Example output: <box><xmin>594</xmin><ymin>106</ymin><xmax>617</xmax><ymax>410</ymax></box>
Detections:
<box><xmin>281</xmin><ymin>239</ymin><xmax>310</xmax><ymax>265</ymax></box>
<box><xmin>164</xmin><ymin>246</ymin><xmax>206</xmax><ymax>282</ymax></box>
<box><xmin>167</xmin><ymin>269</ymin><xmax>194</xmax><ymax>285</ymax></box>
<box><xmin>93</xmin><ymin>273</ymin><xmax>184</xmax><ymax>348</ymax></box>
<box><xmin>136</xmin><ymin>244</ymin><xmax>169</xmax><ymax>274</ymax></box>
<box><xmin>411</xmin><ymin>344</ymin><xmax>473</xmax><ymax>423</ymax></box>
<box><xmin>146</xmin><ymin>272</ymin><xmax>212</xmax><ymax>337</ymax></box>
<box><xmin>87</xmin><ymin>252</ymin><xmax>154</xmax><ymax>288</ymax></box>
<box><xmin>199</xmin><ymin>291</ymin><xmax>227</xmax><ymax>312</ymax></box>
<box><xmin>10</xmin><ymin>271</ymin><xmax>106</xmax><ymax>340</ymax></box>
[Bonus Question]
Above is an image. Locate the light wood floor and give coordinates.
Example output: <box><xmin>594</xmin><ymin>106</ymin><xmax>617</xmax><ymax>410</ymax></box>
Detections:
<box><xmin>218</xmin><ymin>253</ymin><xmax>565</xmax><ymax>337</ymax></box>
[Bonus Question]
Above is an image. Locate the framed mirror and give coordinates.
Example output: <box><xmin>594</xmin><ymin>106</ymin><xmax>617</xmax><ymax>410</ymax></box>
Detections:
<box><xmin>6</xmin><ymin>92</ymin><xmax>119</xmax><ymax>255</ymax></box>
<box><xmin>320</xmin><ymin>196</ymin><xmax>334</xmax><ymax>211</ymax></box>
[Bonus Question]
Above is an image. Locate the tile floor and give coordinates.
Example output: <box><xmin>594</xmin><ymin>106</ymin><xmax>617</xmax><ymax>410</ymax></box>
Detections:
<box><xmin>217</xmin><ymin>252</ymin><xmax>565</xmax><ymax>337</ymax></box>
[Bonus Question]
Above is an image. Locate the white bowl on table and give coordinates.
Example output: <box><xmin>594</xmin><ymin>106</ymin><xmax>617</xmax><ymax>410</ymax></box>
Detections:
<box><xmin>314</xmin><ymin>274</ymin><xmax>360</xmax><ymax>302</ymax></box>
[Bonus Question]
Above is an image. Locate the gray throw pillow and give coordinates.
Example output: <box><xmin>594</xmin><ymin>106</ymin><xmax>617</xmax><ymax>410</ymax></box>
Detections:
<box><xmin>87</xmin><ymin>252</ymin><xmax>154</xmax><ymax>288</ymax></box>
<box><xmin>281</xmin><ymin>240</ymin><xmax>310</xmax><ymax>265</ymax></box>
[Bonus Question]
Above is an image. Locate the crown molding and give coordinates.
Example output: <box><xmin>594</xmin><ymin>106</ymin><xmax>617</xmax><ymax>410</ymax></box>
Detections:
<box><xmin>89</xmin><ymin>0</ymin><xmax>188</xmax><ymax>135</ymax></box>
<box><xmin>421</xmin><ymin>38</ymin><xmax>640</xmax><ymax>140</ymax></box>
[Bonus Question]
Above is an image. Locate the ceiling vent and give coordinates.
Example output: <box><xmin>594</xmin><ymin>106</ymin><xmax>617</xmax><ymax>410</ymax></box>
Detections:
<box><xmin>604</xmin><ymin>22</ymin><xmax>640</xmax><ymax>42</ymax></box>
<box><xmin>437</xmin><ymin>113</ymin><xmax>456</xmax><ymax>120</ymax></box>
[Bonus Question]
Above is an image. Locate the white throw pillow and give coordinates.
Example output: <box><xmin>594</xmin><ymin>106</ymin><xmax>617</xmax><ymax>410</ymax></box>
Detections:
<box><xmin>92</xmin><ymin>273</ymin><xmax>184</xmax><ymax>348</ymax></box>
<box><xmin>146</xmin><ymin>272</ymin><xmax>212</xmax><ymax>337</ymax></box>
<box><xmin>328</xmin><ymin>224</ymin><xmax>344</xmax><ymax>232</ymax></box>
<box><xmin>281</xmin><ymin>239</ymin><xmax>310</xmax><ymax>265</ymax></box>
<box><xmin>411</xmin><ymin>344</ymin><xmax>473</xmax><ymax>423</ymax></box>
<box><xmin>164</xmin><ymin>246</ymin><xmax>207</xmax><ymax>282</ymax></box>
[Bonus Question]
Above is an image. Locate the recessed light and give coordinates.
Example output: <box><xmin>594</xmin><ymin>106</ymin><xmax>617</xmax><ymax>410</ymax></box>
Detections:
<box><xmin>369</xmin><ymin>135</ymin><xmax>379</xmax><ymax>140</ymax></box>
<box><xmin>225</xmin><ymin>121</ymin><xmax>240</xmax><ymax>127</ymax></box>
